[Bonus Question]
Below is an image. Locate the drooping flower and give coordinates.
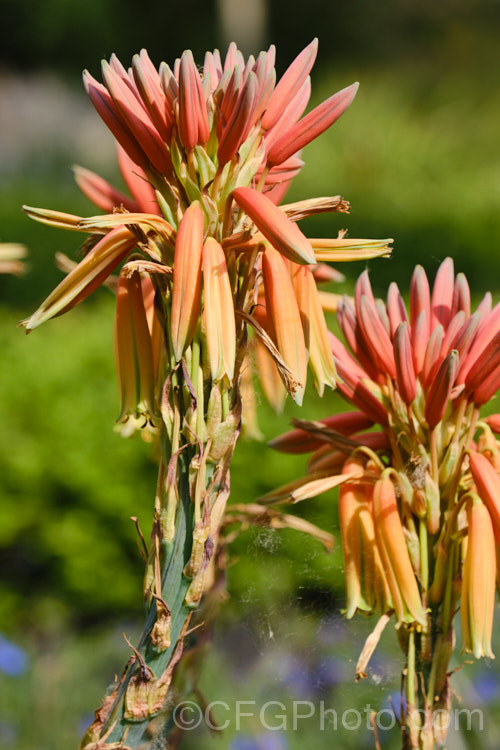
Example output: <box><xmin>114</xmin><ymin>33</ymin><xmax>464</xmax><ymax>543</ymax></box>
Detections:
<box><xmin>461</xmin><ymin>495</ymin><xmax>495</xmax><ymax>659</ymax></box>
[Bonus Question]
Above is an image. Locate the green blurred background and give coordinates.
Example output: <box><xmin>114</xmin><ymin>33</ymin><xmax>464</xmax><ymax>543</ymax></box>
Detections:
<box><xmin>2</xmin><ymin>1</ymin><xmax>500</xmax><ymax>748</ymax></box>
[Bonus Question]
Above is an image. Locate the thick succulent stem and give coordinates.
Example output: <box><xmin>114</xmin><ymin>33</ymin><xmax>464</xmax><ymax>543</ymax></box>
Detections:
<box><xmin>80</xmin><ymin>376</ymin><xmax>240</xmax><ymax>749</ymax></box>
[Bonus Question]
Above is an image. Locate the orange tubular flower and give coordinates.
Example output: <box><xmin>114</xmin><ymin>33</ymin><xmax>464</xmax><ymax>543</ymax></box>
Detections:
<box><xmin>202</xmin><ymin>237</ymin><xmax>236</xmax><ymax>382</ymax></box>
<box><xmin>373</xmin><ymin>476</ymin><xmax>426</xmax><ymax>627</ymax></box>
<box><xmin>262</xmin><ymin>245</ymin><xmax>307</xmax><ymax>405</ymax></box>
<box><xmin>461</xmin><ymin>496</ymin><xmax>495</xmax><ymax>659</ymax></box>
<box><xmin>339</xmin><ymin>457</ymin><xmax>391</xmax><ymax>619</ymax></box>
<box><xmin>114</xmin><ymin>270</ymin><xmax>158</xmax><ymax>434</ymax></box>
<box><xmin>170</xmin><ymin>201</ymin><xmax>204</xmax><ymax>361</ymax></box>
<box><xmin>231</xmin><ymin>186</ymin><xmax>316</xmax><ymax>266</ymax></box>
<box><xmin>267</xmin><ymin>83</ymin><xmax>359</xmax><ymax>167</ymax></box>
<box><xmin>261</xmin><ymin>38</ymin><xmax>318</xmax><ymax>131</ymax></box>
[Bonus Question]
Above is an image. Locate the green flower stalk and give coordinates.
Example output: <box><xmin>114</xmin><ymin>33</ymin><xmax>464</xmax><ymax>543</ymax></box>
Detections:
<box><xmin>21</xmin><ymin>41</ymin><xmax>391</xmax><ymax>749</ymax></box>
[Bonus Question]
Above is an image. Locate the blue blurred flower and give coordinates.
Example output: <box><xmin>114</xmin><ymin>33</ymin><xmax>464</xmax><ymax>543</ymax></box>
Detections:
<box><xmin>0</xmin><ymin>634</ymin><xmax>28</xmax><ymax>676</ymax></box>
<box><xmin>316</xmin><ymin>656</ymin><xmax>346</xmax><ymax>688</ymax></box>
<box><xmin>229</xmin><ymin>732</ymin><xmax>288</xmax><ymax>750</ymax></box>
<box><xmin>474</xmin><ymin>671</ymin><xmax>500</xmax><ymax>703</ymax></box>
<box><xmin>274</xmin><ymin>653</ymin><xmax>317</xmax><ymax>698</ymax></box>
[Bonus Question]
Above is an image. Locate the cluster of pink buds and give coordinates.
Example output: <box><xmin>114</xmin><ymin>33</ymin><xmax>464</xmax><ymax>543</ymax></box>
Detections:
<box><xmin>22</xmin><ymin>41</ymin><xmax>391</xmax><ymax>430</ymax></box>
<box><xmin>270</xmin><ymin>257</ymin><xmax>500</xmax><ymax>667</ymax></box>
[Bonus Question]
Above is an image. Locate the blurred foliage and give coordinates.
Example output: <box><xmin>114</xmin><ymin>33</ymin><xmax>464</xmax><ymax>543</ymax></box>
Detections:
<box><xmin>2</xmin><ymin>0</ymin><xmax>500</xmax><ymax>81</ymax></box>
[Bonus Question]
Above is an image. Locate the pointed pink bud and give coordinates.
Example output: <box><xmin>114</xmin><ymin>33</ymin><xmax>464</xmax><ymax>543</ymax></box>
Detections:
<box><xmin>263</xmin><ymin>77</ymin><xmax>311</xmax><ymax>150</ymax></box>
<box><xmin>412</xmin><ymin>310</ymin><xmax>429</xmax><ymax>375</ymax></box>
<box><xmin>108</xmin><ymin>52</ymin><xmax>134</xmax><ymax>84</ymax></box>
<box><xmin>307</xmin><ymin>432</ymin><xmax>389</xmax><ymax>474</ymax></box>
<box><xmin>22</xmin><ymin>227</ymin><xmax>137</xmax><ymax>331</ymax></box>
<box><xmin>485</xmin><ymin>414</ymin><xmax>500</xmax><ymax>434</ymax></box>
<box><xmin>464</xmin><ymin>329</ymin><xmax>500</xmax><ymax>395</ymax></box>
<box><xmin>431</xmin><ymin>257</ymin><xmax>454</xmax><ymax>330</ymax></box>
<box><xmin>425</xmin><ymin>349</ymin><xmax>459</xmax><ymax>428</ymax></box>
<box><xmin>335</xmin><ymin>360</ymin><xmax>388</xmax><ymax>426</ymax></box>
<box><xmin>232</xmin><ymin>186</ymin><xmax>316</xmax><ymax>265</ymax></box>
<box><xmin>461</xmin><ymin>496</ymin><xmax>495</xmax><ymax>659</ymax></box>
<box><xmin>83</xmin><ymin>70</ymin><xmax>147</xmax><ymax>169</ymax></box>
<box><xmin>452</xmin><ymin>272</ymin><xmax>471</xmax><ymax>317</ymax></box>
<box><xmin>440</xmin><ymin>311</ymin><xmax>465</xmax><ymax>358</ymax></box>
<box><xmin>267</xmin><ymin>82</ymin><xmax>359</xmax><ymax>166</ymax></box>
<box><xmin>116</xmin><ymin>145</ymin><xmax>159</xmax><ymax>214</ymax></box>
<box><xmin>73</xmin><ymin>165</ymin><xmax>137</xmax><ymax>213</ymax></box>
<box><xmin>337</xmin><ymin>296</ymin><xmax>379</xmax><ymax>381</ymax></box>
<box><xmin>131</xmin><ymin>49</ymin><xmax>173</xmax><ymax>142</ymax></box>
<box><xmin>261</xmin><ymin>38</ymin><xmax>318</xmax><ymax>131</ymax></box>
<box><xmin>262</xmin><ymin>245</ymin><xmax>308</xmax><ymax>405</ymax></box>
<box><xmin>251</xmin><ymin>58</ymin><xmax>276</xmax><ymax>123</ymax></box>
<box><xmin>329</xmin><ymin>330</ymin><xmax>371</xmax><ymax>382</ymax></box>
<box><xmin>217</xmin><ymin>71</ymin><xmax>259</xmax><ymax>165</ymax></box>
<box><xmin>472</xmin><ymin>365</ymin><xmax>500</xmax><ymax>406</ymax></box>
<box><xmin>203</xmin><ymin>50</ymin><xmax>223</xmax><ymax>88</ymax></box>
<box><xmin>269</xmin><ymin>411</ymin><xmax>374</xmax><ymax>454</ymax></box>
<box><xmin>421</xmin><ymin>324</ymin><xmax>444</xmax><ymax>388</ymax></box>
<box><xmin>170</xmin><ymin>202</ymin><xmax>204</xmax><ymax>360</ymax></box>
<box><xmin>178</xmin><ymin>49</ymin><xmax>210</xmax><ymax>150</ymax></box>
<box><xmin>469</xmin><ymin>451</ymin><xmax>500</xmax><ymax>535</ymax></box>
<box><xmin>376</xmin><ymin>299</ymin><xmax>391</xmax><ymax>335</ymax></box>
<box><xmin>453</xmin><ymin>311</ymin><xmax>482</xmax><ymax>371</ymax></box>
<box><xmin>373</xmin><ymin>477</ymin><xmax>426</xmax><ymax>626</ymax></box>
<box><xmin>359</xmin><ymin>295</ymin><xmax>396</xmax><ymax>379</ymax></box>
<box><xmin>101</xmin><ymin>60</ymin><xmax>171</xmax><ymax>173</ymax></box>
<box><xmin>477</xmin><ymin>291</ymin><xmax>493</xmax><ymax>316</ymax></box>
<box><xmin>224</xmin><ymin>42</ymin><xmax>245</xmax><ymax>73</ymax></box>
<box><xmin>387</xmin><ymin>281</ymin><xmax>408</xmax><ymax>336</ymax></box>
<box><xmin>202</xmin><ymin>238</ymin><xmax>236</xmax><ymax>382</ymax></box>
<box><xmin>218</xmin><ymin>67</ymin><xmax>241</xmax><ymax>139</ymax></box>
<box><xmin>410</xmin><ymin>264</ymin><xmax>431</xmax><ymax>339</ymax></box>
<box><xmin>459</xmin><ymin>301</ymin><xmax>500</xmax><ymax>384</ymax></box>
<box><xmin>159</xmin><ymin>61</ymin><xmax>179</xmax><ymax>110</ymax></box>
<box><xmin>393</xmin><ymin>322</ymin><xmax>417</xmax><ymax>404</ymax></box>
<box><xmin>354</xmin><ymin>269</ymin><xmax>377</xmax><ymax>314</ymax></box>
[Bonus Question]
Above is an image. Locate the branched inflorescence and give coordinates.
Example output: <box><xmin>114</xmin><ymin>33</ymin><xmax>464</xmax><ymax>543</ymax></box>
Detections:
<box><xmin>270</xmin><ymin>258</ymin><xmax>500</xmax><ymax>747</ymax></box>
<box><xmin>21</xmin><ymin>41</ymin><xmax>391</xmax><ymax>749</ymax></box>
